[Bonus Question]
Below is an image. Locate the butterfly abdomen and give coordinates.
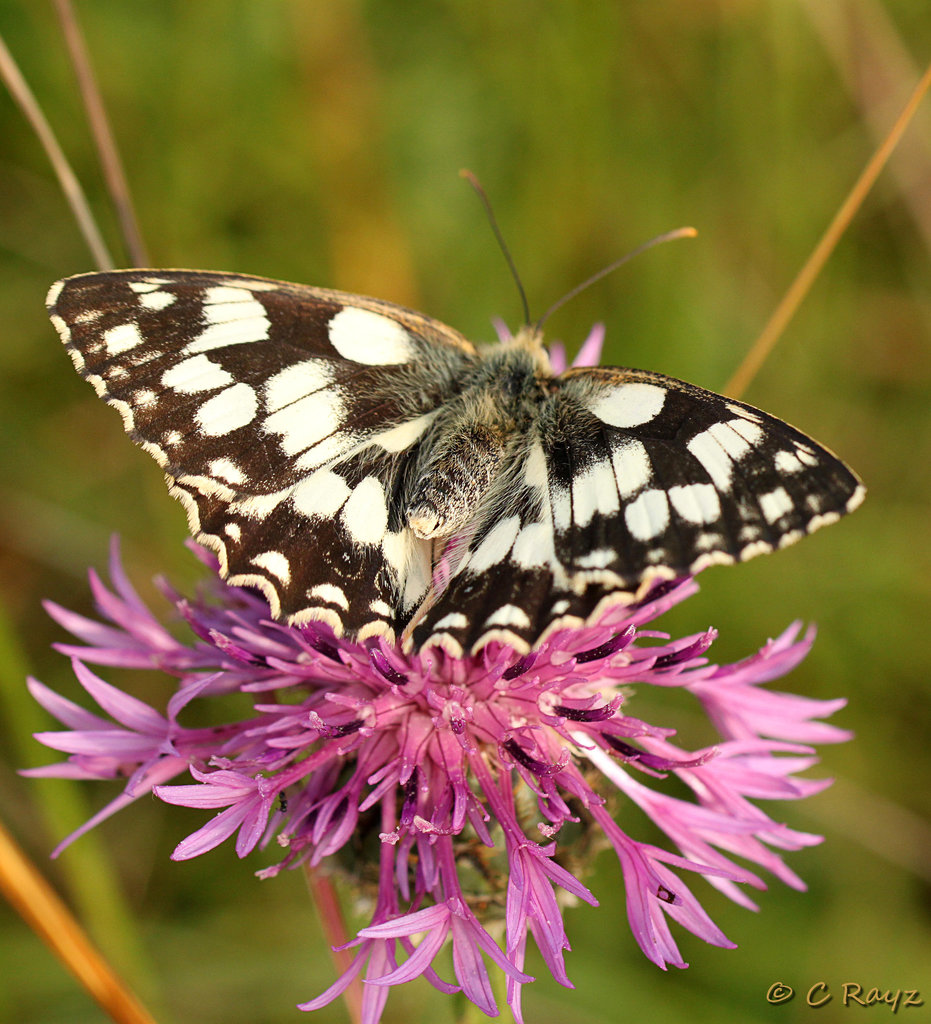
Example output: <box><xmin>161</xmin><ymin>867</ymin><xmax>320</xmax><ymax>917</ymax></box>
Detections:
<box><xmin>404</xmin><ymin>346</ymin><xmax>551</xmax><ymax>539</ymax></box>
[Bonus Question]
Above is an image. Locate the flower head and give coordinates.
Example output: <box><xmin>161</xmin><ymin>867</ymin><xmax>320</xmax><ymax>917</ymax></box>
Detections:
<box><xmin>26</xmin><ymin>527</ymin><xmax>850</xmax><ymax>1023</ymax></box>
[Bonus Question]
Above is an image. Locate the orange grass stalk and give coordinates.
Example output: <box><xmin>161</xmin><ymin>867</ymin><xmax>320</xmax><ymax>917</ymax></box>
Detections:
<box><xmin>726</xmin><ymin>60</ymin><xmax>931</xmax><ymax>399</ymax></box>
<box><xmin>0</xmin><ymin>820</ymin><xmax>157</xmax><ymax>1024</ymax></box>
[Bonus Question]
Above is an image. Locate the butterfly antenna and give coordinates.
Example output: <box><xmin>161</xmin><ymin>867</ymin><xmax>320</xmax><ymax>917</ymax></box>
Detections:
<box><xmin>536</xmin><ymin>226</ymin><xmax>697</xmax><ymax>331</ymax></box>
<box><xmin>460</xmin><ymin>169</ymin><xmax>531</xmax><ymax>326</ymax></box>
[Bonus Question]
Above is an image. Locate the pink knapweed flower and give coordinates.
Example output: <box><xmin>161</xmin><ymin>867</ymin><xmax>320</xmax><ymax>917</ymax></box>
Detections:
<box><xmin>26</xmin><ymin>530</ymin><xmax>850</xmax><ymax>1022</ymax></box>
<box><xmin>26</xmin><ymin>329</ymin><xmax>852</xmax><ymax>1022</ymax></box>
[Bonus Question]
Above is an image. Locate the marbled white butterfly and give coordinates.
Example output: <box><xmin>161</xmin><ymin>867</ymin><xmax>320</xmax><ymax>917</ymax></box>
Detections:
<box><xmin>47</xmin><ymin>270</ymin><xmax>864</xmax><ymax>655</ymax></box>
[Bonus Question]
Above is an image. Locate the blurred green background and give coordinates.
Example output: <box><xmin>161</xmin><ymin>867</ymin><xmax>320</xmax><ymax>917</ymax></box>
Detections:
<box><xmin>1</xmin><ymin>2</ymin><xmax>930</xmax><ymax>1022</ymax></box>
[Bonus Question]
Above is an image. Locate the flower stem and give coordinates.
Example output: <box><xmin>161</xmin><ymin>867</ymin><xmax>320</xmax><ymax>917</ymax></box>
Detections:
<box><xmin>305</xmin><ymin>865</ymin><xmax>364</xmax><ymax>1024</ymax></box>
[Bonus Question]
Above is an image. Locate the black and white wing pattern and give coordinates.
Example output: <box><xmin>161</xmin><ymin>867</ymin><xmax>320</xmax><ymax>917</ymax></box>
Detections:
<box><xmin>48</xmin><ymin>269</ymin><xmax>864</xmax><ymax>655</ymax></box>
<box><xmin>48</xmin><ymin>270</ymin><xmax>478</xmax><ymax>642</ymax></box>
<box><xmin>409</xmin><ymin>366</ymin><xmax>865</xmax><ymax>653</ymax></box>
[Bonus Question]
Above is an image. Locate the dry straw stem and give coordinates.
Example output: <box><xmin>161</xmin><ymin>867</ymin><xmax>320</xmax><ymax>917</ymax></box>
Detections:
<box><xmin>54</xmin><ymin>0</ymin><xmax>149</xmax><ymax>267</ymax></box>
<box><xmin>0</xmin><ymin>820</ymin><xmax>157</xmax><ymax>1024</ymax></box>
<box><xmin>725</xmin><ymin>59</ymin><xmax>931</xmax><ymax>400</ymax></box>
<box><xmin>0</xmin><ymin>31</ymin><xmax>113</xmax><ymax>271</ymax></box>
<box><xmin>0</xmin><ymin>23</ymin><xmax>154</xmax><ymax>1024</ymax></box>
<box><xmin>802</xmin><ymin>0</ymin><xmax>931</xmax><ymax>253</ymax></box>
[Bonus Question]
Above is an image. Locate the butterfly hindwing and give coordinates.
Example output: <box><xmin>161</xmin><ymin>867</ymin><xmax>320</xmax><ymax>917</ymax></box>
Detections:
<box><xmin>48</xmin><ymin>270</ymin><xmax>478</xmax><ymax>641</ymax></box>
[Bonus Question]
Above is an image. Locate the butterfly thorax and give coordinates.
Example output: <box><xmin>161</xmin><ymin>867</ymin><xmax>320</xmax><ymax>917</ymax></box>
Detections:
<box><xmin>405</xmin><ymin>338</ymin><xmax>553</xmax><ymax>540</ymax></box>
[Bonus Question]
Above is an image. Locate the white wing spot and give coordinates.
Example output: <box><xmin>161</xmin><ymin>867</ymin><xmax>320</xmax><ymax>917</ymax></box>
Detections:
<box><xmin>203</xmin><ymin>285</ymin><xmax>261</xmax><ymax>313</ymax></box>
<box><xmin>292</xmin><ymin>470</ymin><xmax>351</xmax><ymax>519</ymax></box>
<box><xmin>572</xmin><ymin>460</ymin><xmax>620</xmax><ymax>527</ymax></box>
<box><xmin>726</xmin><ymin>402</ymin><xmax>762</xmax><ymax>423</ymax></box>
<box><xmin>806</xmin><ymin>510</ymin><xmax>841</xmax><ymax>531</ymax></box>
<box><xmin>128</xmin><ymin>281</ymin><xmax>159</xmax><ymax>293</ymax></box>
<box><xmin>668</xmin><ymin>483</ymin><xmax>722</xmax><ymax>525</ymax></box>
<box><xmin>465</xmin><ymin>516</ymin><xmax>522</xmax><ymax>574</ymax></box>
<box><xmin>162</xmin><ymin>353</ymin><xmax>234</xmax><ymax>394</ymax></box>
<box><xmin>370</xmin><ymin>598</ymin><xmax>393</xmax><ymax>617</ymax></box>
<box><xmin>224</xmin><ymin>522</ymin><xmax>242</xmax><ymax>542</ymax></box>
<box><xmin>759</xmin><ymin>486</ymin><xmax>794</xmax><ymax>524</ymax></box>
<box><xmin>774</xmin><ymin>449</ymin><xmax>805</xmax><ymax>474</ymax></box>
<box><xmin>104</xmin><ymin>322</ymin><xmax>144</xmax><ymax>355</ymax></box>
<box><xmin>381</xmin><ymin>529</ymin><xmax>414</xmax><ymax>577</ymax></box>
<box><xmin>196</xmin><ymin>383</ymin><xmax>258</xmax><ymax>436</ymax></box>
<box><xmin>624</xmin><ymin>488</ymin><xmax>670</xmax><ymax>542</ymax></box>
<box><xmin>710</xmin><ymin>421</ymin><xmax>752</xmax><ymax>459</ymax></box>
<box><xmin>551</xmin><ymin>485</ymin><xmax>572</xmax><ymax>531</ymax></box>
<box><xmin>523</xmin><ymin>440</ymin><xmax>549</xmax><ymax>491</ymax></box>
<box><xmin>208</xmin><ymin>457</ymin><xmax>246</xmax><ymax>485</ymax></box>
<box><xmin>795</xmin><ymin>445</ymin><xmax>819</xmax><ymax>467</ymax></box>
<box><xmin>187</xmin><ymin>318</ymin><xmax>271</xmax><ymax>353</ymax></box>
<box><xmin>309</xmin><ymin>583</ymin><xmax>349</xmax><ymax>610</ymax></box>
<box><xmin>265</xmin><ymin>360</ymin><xmax>334</xmax><ymax>412</ymax></box>
<box><xmin>589</xmin><ymin>382</ymin><xmax>666</xmax><ymax>429</ymax></box>
<box><xmin>251</xmin><ymin>550</ymin><xmax>291</xmax><ymax>584</ymax></box>
<box><xmin>433</xmin><ymin>612</ymin><xmax>469</xmax><ymax>631</ymax></box>
<box><xmin>184</xmin><ymin>287</ymin><xmax>271</xmax><ymax>353</ymax></box>
<box><xmin>728</xmin><ymin>418</ymin><xmax>764</xmax><ymax>446</ymax></box>
<box><xmin>611</xmin><ymin>438</ymin><xmax>653</xmax><ymax>498</ymax></box>
<box><xmin>264</xmin><ymin>388</ymin><xmax>344</xmax><ymax>456</ymax></box>
<box><xmin>340</xmin><ymin>476</ymin><xmax>389</xmax><ymax>545</ymax></box>
<box><xmin>232</xmin><ymin>487</ymin><xmax>291</xmax><ymax>520</ymax></box>
<box><xmin>686</xmin><ymin>421</ymin><xmax>755</xmax><ymax>491</ymax></box>
<box><xmin>484</xmin><ymin>604</ymin><xmax>531</xmax><ymax>629</ymax></box>
<box><xmin>740</xmin><ymin>539</ymin><xmax>773</xmax><ymax>560</ymax></box>
<box><xmin>511</xmin><ymin>521</ymin><xmax>558</xmax><ymax>570</ymax></box>
<box><xmin>139</xmin><ymin>290</ymin><xmax>176</xmax><ymax>311</ymax></box>
<box><xmin>370</xmin><ymin>413</ymin><xmax>436</xmax><ymax>452</ymax></box>
<box><xmin>178</xmin><ymin>474</ymin><xmax>234</xmax><ymax>500</ymax></box>
<box><xmin>574</xmin><ymin>548</ymin><xmax>616</xmax><ymax>569</ymax></box>
<box><xmin>134</xmin><ymin>389</ymin><xmax>157</xmax><ymax>408</ymax></box>
<box><xmin>294</xmin><ymin>431</ymin><xmax>361</xmax><ymax>472</ymax></box>
<box><xmin>328</xmin><ymin>307</ymin><xmax>414</xmax><ymax>365</ymax></box>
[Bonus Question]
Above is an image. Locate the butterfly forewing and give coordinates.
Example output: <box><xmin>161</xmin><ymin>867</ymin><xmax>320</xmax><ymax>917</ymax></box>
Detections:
<box><xmin>48</xmin><ymin>270</ymin><xmax>477</xmax><ymax>641</ymax></box>
<box><xmin>48</xmin><ymin>269</ymin><xmax>864</xmax><ymax>655</ymax></box>
<box><xmin>557</xmin><ymin>367</ymin><xmax>864</xmax><ymax>571</ymax></box>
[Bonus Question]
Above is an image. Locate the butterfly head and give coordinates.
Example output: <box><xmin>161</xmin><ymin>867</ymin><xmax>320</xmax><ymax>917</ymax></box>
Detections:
<box><xmin>487</xmin><ymin>322</ymin><xmax>554</xmax><ymax>373</ymax></box>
